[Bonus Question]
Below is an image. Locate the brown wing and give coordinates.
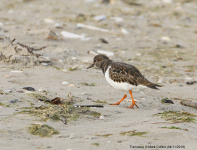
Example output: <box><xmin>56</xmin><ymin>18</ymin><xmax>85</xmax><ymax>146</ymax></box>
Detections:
<box><xmin>109</xmin><ymin>62</ymin><xmax>161</xmax><ymax>89</ymax></box>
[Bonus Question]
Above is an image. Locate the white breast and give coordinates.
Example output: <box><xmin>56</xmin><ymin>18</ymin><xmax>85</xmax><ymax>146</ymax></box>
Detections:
<box><xmin>104</xmin><ymin>66</ymin><xmax>147</xmax><ymax>91</ymax></box>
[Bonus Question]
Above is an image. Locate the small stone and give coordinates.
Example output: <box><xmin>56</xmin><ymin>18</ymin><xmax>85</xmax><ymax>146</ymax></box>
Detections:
<box><xmin>9</xmin><ymin>99</ymin><xmax>18</xmax><ymax>103</ymax></box>
<box><xmin>4</xmin><ymin>74</ymin><xmax>11</xmax><ymax>78</ymax></box>
<box><xmin>25</xmin><ymin>91</ymin><xmax>33</xmax><ymax>94</ymax></box>
<box><xmin>42</xmin><ymin>63</ymin><xmax>49</xmax><ymax>66</ymax></box>
<box><xmin>81</xmin><ymin>92</ymin><xmax>88</xmax><ymax>95</ymax></box>
<box><xmin>69</xmin><ymin>133</ymin><xmax>82</xmax><ymax>139</ymax></box>
<box><xmin>93</xmin><ymin>15</ymin><xmax>107</xmax><ymax>22</ymax></box>
<box><xmin>89</xmin><ymin>136</ymin><xmax>98</xmax><ymax>139</ymax></box>
<box><xmin>55</xmin><ymin>23</ymin><xmax>63</xmax><ymax>29</ymax></box>
<box><xmin>61</xmin><ymin>81</ymin><xmax>69</xmax><ymax>85</ymax></box>
<box><xmin>44</xmin><ymin>18</ymin><xmax>54</xmax><ymax>23</ymax></box>
<box><xmin>176</xmin><ymin>43</ymin><xmax>184</xmax><ymax>48</ymax></box>
<box><xmin>186</xmin><ymin>81</ymin><xmax>197</xmax><ymax>85</ymax></box>
<box><xmin>59</xmin><ymin>59</ymin><xmax>64</xmax><ymax>63</ymax></box>
<box><xmin>4</xmin><ymin>90</ymin><xmax>12</xmax><ymax>93</ymax></box>
<box><xmin>23</xmin><ymin>87</ymin><xmax>35</xmax><ymax>91</ymax></box>
<box><xmin>68</xmin><ymin>84</ymin><xmax>75</xmax><ymax>87</ymax></box>
<box><xmin>161</xmin><ymin>36</ymin><xmax>171</xmax><ymax>44</ymax></box>
<box><xmin>68</xmin><ymin>65</ymin><xmax>78</xmax><ymax>71</ymax></box>
<box><xmin>162</xmin><ymin>0</ymin><xmax>172</xmax><ymax>4</ymax></box>
<box><xmin>110</xmin><ymin>17</ymin><xmax>123</xmax><ymax>23</ymax></box>
<box><xmin>8</xmin><ymin>10</ymin><xmax>14</xmax><ymax>13</ymax></box>
<box><xmin>136</xmin><ymin>53</ymin><xmax>142</xmax><ymax>56</ymax></box>
<box><xmin>161</xmin><ymin>98</ymin><xmax>174</xmax><ymax>104</ymax></box>
<box><xmin>99</xmin><ymin>38</ymin><xmax>108</xmax><ymax>44</ymax></box>
<box><xmin>121</xmin><ymin>28</ymin><xmax>128</xmax><ymax>34</ymax></box>
<box><xmin>38</xmin><ymin>89</ymin><xmax>47</xmax><ymax>92</ymax></box>
<box><xmin>62</xmin><ymin>69</ymin><xmax>68</xmax><ymax>73</ymax></box>
<box><xmin>99</xmin><ymin>115</ymin><xmax>105</xmax><ymax>120</ymax></box>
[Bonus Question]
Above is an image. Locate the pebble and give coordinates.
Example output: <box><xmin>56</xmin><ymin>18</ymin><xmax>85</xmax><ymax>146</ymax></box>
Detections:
<box><xmin>62</xmin><ymin>69</ymin><xmax>68</xmax><ymax>73</ymax></box>
<box><xmin>69</xmin><ymin>133</ymin><xmax>82</xmax><ymax>139</ymax></box>
<box><xmin>4</xmin><ymin>90</ymin><xmax>12</xmax><ymax>93</ymax></box>
<box><xmin>61</xmin><ymin>81</ymin><xmax>69</xmax><ymax>85</ymax></box>
<box><xmin>161</xmin><ymin>36</ymin><xmax>171</xmax><ymax>44</ymax></box>
<box><xmin>68</xmin><ymin>84</ymin><xmax>75</xmax><ymax>87</ymax></box>
<box><xmin>23</xmin><ymin>87</ymin><xmax>35</xmax><ymax>91</ymax></box>
<box><xmin>4</xmin><ymin>74</ymin><xmax>11</xmax><ymax>78</ymax></box>
<box><xmin>157</xmin><ymin>76</ymin><xmax>164</xmax><ymax>83</ymax></box>
<box><xmin>162</xmin><ymin>0</ymin><xmax>172</xmax><ymax>4</ymax></box>
<box><xmin>93</xmin><ymin>15</ymin><xmax>107</xmax><ymax>22</ymax></box>
<box><xmin>9</xmin><ymin>99</ymin><xmax>19</xmax><ymax>103</ymax></box>
<box><xmin>136</xmin><ymin>53</ymin><xmax>142</xmax><ymax>56</ymax></box>
<box><xmin>99</xmin><ymin>115</ymin><xmax>105</xmax><ymax>120</ymax></box>
<box><xmin>161</xmin><ymin>98</ymin><xmax>174</xmax><ymax>104</ymax></box>
<box><xmin>42</xmin><ymin>63</ymin><xmax>49</xmax><ymax>66</ymax></box>
<box><xmin>8</xmin><ymin>10</ymin><xmax>14</xmax><ymax>13</ymax></box>
<box><xmin>186</xmin><ymin>81</ymin><xmax>197</xmax><ymax>85</ymax></box>
<box><xmin>38</xmin><ymin>89</ymin><xmax>47</xmax><ymax>92</ymax></box>
<box><xmin>176</xmin><ymin>43</ymin><xmax>184</xmax><ymax>48</ymax></box>
<box><xmin>25</xmin><ymin>91</ymin><xmax>33</xmax><ymax>94</ymax></box>
<box><xmin>81</xmin><ymin>92</ymin><xmax>88</xmax><ymax>95</ymax></box>
<box><xmin>55</xmin><ymin>23</ymin><xmax>63</xmax><ymax>28</ymax></box>
<box><xmin>82</xmin><ymin>60</ymin><xmax>89</xmax><ymax>63</ymax></box>
<box><xmin>44</xmin><ymin>18</ymin><xmax>54</xmax><ymax>23</ymax></box>
<box><xmin>121</xmin><ymin>28</ymin><xmax>128</xmax><ymax>34</ymax></box>
<box><xmin>70</xmin><ymin>65</ymin><xmax>78</xmax><ymax>70</ymax></box>
<box><xmin>58</xmin><ymin>59</ymin><xmax>64</xmax><ymax>63</ymax></box>
<box><xmin>89</xmin><ymin>136</ymin><xmax>98</xmax><ymax>140</ymax></box>
<box><xmin>85</xmin><ymin>0</ymin><xmax>96</xmax><ymax>3</ymax></box>
<box><xmin>99</xmin><ymin>38</ymin><xmax>108</xmax><ymax>44</ymax></box>
<box><xmin>80</xmin><ymin>37</ymin><xmax>91</xmax><ymax>41</ymax></box>
<box><xmin>110</xmin><ymin>17</ymin><xmax>123</xmax><ymax>23</ymax></box>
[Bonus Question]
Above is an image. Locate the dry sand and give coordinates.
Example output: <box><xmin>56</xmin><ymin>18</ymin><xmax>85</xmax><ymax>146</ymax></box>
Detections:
<box><xmin>0</xmin><ymin>0</ymin><xmax>197</xmax><ymax>150</ymax></box>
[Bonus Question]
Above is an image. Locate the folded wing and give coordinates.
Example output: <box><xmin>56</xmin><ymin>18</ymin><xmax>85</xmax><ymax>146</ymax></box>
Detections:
<box><xmin>109</xmin><ymin>62</ymin><xmax>161</xmax><ymax>89</ymax></box>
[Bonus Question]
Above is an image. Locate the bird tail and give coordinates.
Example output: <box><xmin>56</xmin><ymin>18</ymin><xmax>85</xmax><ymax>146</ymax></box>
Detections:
<box><xmin>147</xmin><ymin>84</ymin><xmax>162</xmax><ymax>90</ymax></box>
<box><xmin>137</xmin><ymin>78</ymin><xmax>162</xmax><ymax>90</ymax></box>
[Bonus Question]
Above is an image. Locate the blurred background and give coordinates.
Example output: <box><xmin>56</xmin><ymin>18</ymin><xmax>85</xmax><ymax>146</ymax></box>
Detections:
<box><xmin>0</xmin><ymin>0</ymin><xmax>197</xmax><ymax>87</ymax></box>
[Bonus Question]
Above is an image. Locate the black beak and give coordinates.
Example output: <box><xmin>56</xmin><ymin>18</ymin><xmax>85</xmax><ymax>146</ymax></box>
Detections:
<box><xmin>87</xmin><ymin>63</ymin><xmax>94</xmax><ymax>69</ymax></box>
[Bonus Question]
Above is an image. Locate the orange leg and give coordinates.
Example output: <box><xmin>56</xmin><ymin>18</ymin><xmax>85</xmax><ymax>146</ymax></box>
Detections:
<box><xmin>127</xmin><ymin>90</ymin><xmax>139</xmax><ymax>109</ymax></box>
<box><xmin>110</xmin><ymin>94</ymin><xmax>127</xmax><ymax>105</ymax></box>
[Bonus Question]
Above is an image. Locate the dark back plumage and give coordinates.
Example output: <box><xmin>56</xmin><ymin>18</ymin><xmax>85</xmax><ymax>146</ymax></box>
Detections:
<box><xmin>87</xmin><ymin>54</ymin><xmax>161</xmax><ymax>89</ymax></box>
<box><xmin>109</xmin><ymin>62</ymin><xmax>161</xmax><ymax>89</ymax></box>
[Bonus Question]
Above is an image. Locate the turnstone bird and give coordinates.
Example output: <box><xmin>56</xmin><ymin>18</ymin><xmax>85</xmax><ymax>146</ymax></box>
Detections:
<box><xmin>87</xmin><ymin>54</ymin><xmax>161</xmax><ymax>108</ymax></box>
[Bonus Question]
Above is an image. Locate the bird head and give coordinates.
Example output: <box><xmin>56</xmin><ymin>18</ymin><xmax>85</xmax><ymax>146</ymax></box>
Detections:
<box><xmin>87</xmin><ymin>54</ymin><xmax>110</xmax><ymax>69</ymax></box>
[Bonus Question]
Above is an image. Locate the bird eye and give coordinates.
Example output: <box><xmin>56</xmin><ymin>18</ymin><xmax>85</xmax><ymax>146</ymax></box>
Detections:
<box><xmin>94</xmin><ymin>59</ymin><xmax>96</xmax><ymax>62</ymax></box>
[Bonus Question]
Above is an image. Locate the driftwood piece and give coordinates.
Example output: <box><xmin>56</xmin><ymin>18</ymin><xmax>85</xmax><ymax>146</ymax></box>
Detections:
<box><xmin>180</xmin><ymin>100</ymin><xmax>197</xmax><ymax>109</ymax></box>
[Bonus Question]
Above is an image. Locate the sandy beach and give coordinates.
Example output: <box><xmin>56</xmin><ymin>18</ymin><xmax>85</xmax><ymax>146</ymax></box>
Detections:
<box><xmin>0</xmin><ymin>0</ymin><xmax>197</xmax><ymax>150</ymax></box>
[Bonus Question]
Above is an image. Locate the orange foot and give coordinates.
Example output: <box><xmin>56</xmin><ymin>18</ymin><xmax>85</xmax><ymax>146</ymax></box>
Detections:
<box><xmin>110</xmin><ymin>94</ymin><xmax>127</xmax><ymax>105</ymax></box>
<box><xmin>127</xmin><ymin>90</ymin><xmax>139</xmax><ymax>109</ymax></box>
